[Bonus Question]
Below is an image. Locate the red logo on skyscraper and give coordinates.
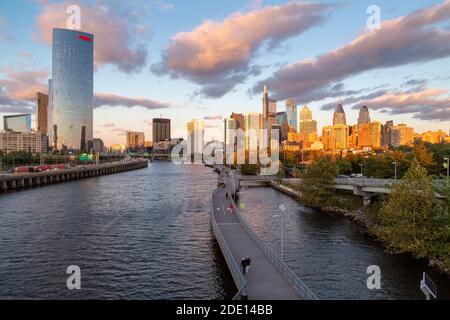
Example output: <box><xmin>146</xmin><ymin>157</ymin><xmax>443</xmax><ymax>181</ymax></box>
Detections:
<box><xmin>79</xmin><ymin>35</ymin><xmax>91</xmax><ymax>42</ymax></box>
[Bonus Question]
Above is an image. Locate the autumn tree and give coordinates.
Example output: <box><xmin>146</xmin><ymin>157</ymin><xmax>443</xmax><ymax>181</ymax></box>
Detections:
<box><xmin>376</xmin><ymin>158</ymin><xmax>440</xmax><ymax>258</ymax></box>
<box><xmin>300</xmin><ymin>157</ymin><xmax>338</xmax><ymax>207</ymax></box>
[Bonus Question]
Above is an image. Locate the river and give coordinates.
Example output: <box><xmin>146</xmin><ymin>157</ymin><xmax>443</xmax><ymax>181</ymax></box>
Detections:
<box><xmin>0</xmin><ymin>161</ymin><xmax>448</xmax><ymax>299</ymax></box>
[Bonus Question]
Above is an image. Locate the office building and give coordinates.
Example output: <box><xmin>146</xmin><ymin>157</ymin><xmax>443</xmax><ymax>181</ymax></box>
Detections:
<box><xmin>244</xmin><ymin>112</ymin><xmax>261</xmax><ymax>152</ymax></box>
<box><xmin>152</xmin><ymin>118</ymin><xmax>171</xmax><ymax>143</ymax></box>
<box><xmin>224</xmin><ymin>118</ymin><xmax>237</xmax><ymax>152</ymax></box>
<box><xmin>3</xmin><ymin>114</ymin><xmax>31</xmax><ymax>132</ymax></box>
<box><xmin>49</xmin><ymin>28</ymin><xmax>94</xmax><ymax>151</ymax></box>
<box><xmin>381</xmin><ymin>120</ymin><xmax>394</xmax><ymax>146</ymax></box>
<box><xmin>92</xmin><ymin>138</ymin><xmax>105</xmax><ymax>154</ymax></box>
<box><xmin>333</xmin><ymin>104</ymin><xmax>346</xmax><ymax>125</ymax></box>
<box><xmin>187</xmin><ymin>119</ymin><xmax>205</xmax><ymax>161</ymax></box>
<box><xmin>262</xmin><ymin>84</ymin><xmax>277</xmax><ymax>130</ymax></box>
<box><xmin>276</xmin><ymin>112</ymin><xmax>288</xmax><ymax>141</ymax></box>
<box><xmin>286</xmin><ymin>98</ymin><xmax>297</xmax><ymax>131</ymax></box>
<box><xmin>0</xmin><ymin>131</ymin><xmax>47</xmax><ymax>154</ymax></box>
<box><xmin>299</xmin><ymin>105</ymin><xmax>317</xmax><ymax>135</ymax></box>
<box><xmin>358</xmin><ymin>105</ymin><xmax>370</xmax><ymax>125</ymax></box>
<box><xmin>36</xmin><ymin>92</ymin><xmax>48</xmax><ymax>134</ymax></box>
<box><xmin>231</xmin><ymin>113</ymin><xmax>245</xmax><ymax>131</ymax></box>
<box><xmin>126</xmin><ymin>131</ymin><xmax>145</xmax><ymax>149</ymax></box>
<box><xmin>391</xmin><ymin>124</ymin><xmax>414</xmax><ymax>147</ymax></box>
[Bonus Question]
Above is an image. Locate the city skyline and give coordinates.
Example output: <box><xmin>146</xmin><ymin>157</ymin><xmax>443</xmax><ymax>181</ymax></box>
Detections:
<box><xmin>1</xmin><ymin>0</ymin><xmax>450</xmax><ymax>147</ymax></box>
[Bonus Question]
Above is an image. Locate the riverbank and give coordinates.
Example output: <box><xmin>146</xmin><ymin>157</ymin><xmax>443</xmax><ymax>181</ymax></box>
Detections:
<box><xmin>0</xmin><ymin>159</ymin><xmax>148</xmax><ymax>193</ymax></box>
<box><xmin>270</xmin><ymin>181</ymin><xmax>450</xmax><ymax>278</ymax></box>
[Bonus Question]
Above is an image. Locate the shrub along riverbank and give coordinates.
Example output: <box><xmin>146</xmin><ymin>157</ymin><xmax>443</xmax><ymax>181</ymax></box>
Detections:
<box><xmin>282</xmin><ymin>157</ymin><xmax>450</xmax><ymax>277</ymax></box>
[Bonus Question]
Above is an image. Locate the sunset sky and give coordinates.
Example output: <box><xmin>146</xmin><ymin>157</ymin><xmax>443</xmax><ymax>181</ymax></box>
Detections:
<box><xmin>1</xmin><ymin>0</ymin><xmax>449</xmax><ymax>146</ymax></box>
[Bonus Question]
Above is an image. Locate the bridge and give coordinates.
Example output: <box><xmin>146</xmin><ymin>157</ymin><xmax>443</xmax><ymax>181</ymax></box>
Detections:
<box><xmin>211</xmin><ymin>167</ymin><xmax>318</xmax><ymax>300</ymax></box>
<box><xmin>228</xmin><ymin>173</ymin><xmax>444</xmax><ymax>204</ymax></box>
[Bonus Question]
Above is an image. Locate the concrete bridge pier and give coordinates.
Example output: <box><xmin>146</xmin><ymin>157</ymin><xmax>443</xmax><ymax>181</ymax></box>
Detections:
<box><xmin>1</xmin><ymin>181</ymin><xmax>7</xmax><ymax>191</ymax></box>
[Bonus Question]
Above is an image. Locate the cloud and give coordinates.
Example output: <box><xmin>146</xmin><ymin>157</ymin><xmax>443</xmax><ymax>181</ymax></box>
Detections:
<box><xmin>321</xmin><ymin>87</ymin><xmax>450</xmax><ymax>121</ymax></box>
<box><xmin>153</xmin><ymin>1</ymin><xmax>329</xmax><ymax>98</ymax></box>
<box><xmin>204</xmin><ymin>115</ymin><xmax>223</xmax><ymax>120</ymax></box>
<box><xmin>94</xmin><ymin>93</ymin><xmax>170</xmax><ymax>110</ymax></box>
<box><xmin>35</xmin><ymin>1</ymin><xmax>149</xmax><ymax>74</ymax></box>
<box><xmin>0</xmin><ymin>67</ymin><xmax>48</xmax><ymax>101</ymax></box>
<box><xmin>0</xmin><ymin>67</ymin><xmax>170</xmax><ymax>112</ymax></box>
<box><xmin>255</xmin><ymin>0</ymin><xmax>450</xmax><ymax>101</ymax></box>
<box><xmin>154</xmin><ymin>1</ymin><xmax>174</xmax><ymax>11</ymax></box>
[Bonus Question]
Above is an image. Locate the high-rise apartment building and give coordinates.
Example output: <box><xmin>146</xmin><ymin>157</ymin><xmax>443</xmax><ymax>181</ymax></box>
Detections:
<box><xmin>152</xmin><ymin>118</ymin><xmax>171</xmax><ymax>143</ymax></box>
<box><xmin>36</xmin><ymin>92</ymin><xmax>48</xmax><ymax>134</ymax></box>
<box><xmin>381</xmin><ymin>120</ymin><xmax>394</xmax><ymax>146</ymax></box>
<box><xmin>0</xmin><ymin>131</ymin><xmax>47</xmax><ymax>154</ymax></box>
<box><xmin>49</xmin><ymin>28</ymin><xmax>94</xmax><ymax>151</ymax></box>
<box><xmin>126</xmin><ymin>131</ymin><xmax>145</xmax><ymax>149</ymax></box>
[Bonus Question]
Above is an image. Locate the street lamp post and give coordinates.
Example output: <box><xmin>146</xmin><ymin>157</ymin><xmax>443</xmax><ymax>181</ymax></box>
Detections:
<box><xmin>359</xmin><ymin>163</ymin><xmax>363</xmax><ymax>178</ymax></box>
<box><xmin>445</xmin><ymin>157</ymin><xmax>449</xmax><ymax>182</ymax></box>
<box><xmin>392</xmin><ymin>162</ymin><xmax>397</xmax><ymax>180</ymax></box>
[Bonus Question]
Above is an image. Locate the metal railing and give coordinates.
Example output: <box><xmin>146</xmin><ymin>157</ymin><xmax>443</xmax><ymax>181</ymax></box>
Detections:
<box><xmin>211</xmin><ymin>189</ymin><xmax>247</xmax><ymax>300</ymax></box>
<box><xmin>229</xmin><ymin>191</ymin><xmax>318</xmax><ymax>300</ymax></box>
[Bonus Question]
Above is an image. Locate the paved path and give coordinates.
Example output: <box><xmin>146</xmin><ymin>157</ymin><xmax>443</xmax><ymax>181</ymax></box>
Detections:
<box><xmin>212</xmin><ymin>187</ymin><xmax>300</xmax><ymax>300</ymax></box>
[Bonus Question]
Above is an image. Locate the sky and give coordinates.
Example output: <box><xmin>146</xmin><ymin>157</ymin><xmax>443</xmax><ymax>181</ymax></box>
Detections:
<box><xmin>0</xmin><ymin>0</ymin><xmax>449</xmax><ymax>146</ymax></box>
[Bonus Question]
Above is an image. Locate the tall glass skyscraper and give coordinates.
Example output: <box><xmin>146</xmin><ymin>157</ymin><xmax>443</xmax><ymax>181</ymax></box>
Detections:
<box><xmin>49</xmin><ymin>28</ymin><xmax>94</xmax><ymax>151</ymax></box>
<box><xmin>285</xmin><ymin>98</ymin><xmax>297</xmax><ymax>131</ymax></box>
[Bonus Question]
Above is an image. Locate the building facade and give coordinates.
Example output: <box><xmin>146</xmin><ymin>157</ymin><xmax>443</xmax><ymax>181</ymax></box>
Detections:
<box><xmin>0</xmin><ymin>131</ymin><xmax>47</xmax><ymax>154</ymax></box>
<box><xmin>36</xmin><ymin>92</ymin><xmax>49</xmax><ymax>135</ymax></box>
<box><xmin>358</xmin><ymin>105</ymin><xmax>370</xmax><ymax>125</ymax></box>
<box><xmin>49</xmin><ymin>28</ymin><xmax>94</xmax><ymax>151</ymax></box>
<box><xmin>152</xmin><ymin>118</ymin><xmax>171</xmax><ymax>143</ymax></box>
<box><xmin>285</xmin><ymin>98</ymin><xmax>297</xmax><ymax>132</ymax></box>
<box><xmin>126</xmin><ymin>131</ymin><xmax>145</xmax><ymax>149</ymax></box>
<box><xmin>3</xmin><ymin>114</ymin><xmax>31</xmax><ymax>132</ymax></box>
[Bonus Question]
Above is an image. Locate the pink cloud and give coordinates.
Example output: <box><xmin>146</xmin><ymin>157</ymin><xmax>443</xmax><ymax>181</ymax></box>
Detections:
<box><xmin>153</xmin><ymin>1</ymin><xmax>329</xmax><ymax>97</ymax></box>
<box><xmin>256</xmin><ymin>0</ymin><xmax>450</xmax><ymax>103</ymax></box>
<box><xmin>35</xmin><ymin>1</ymin><xmax>148</xmax><ymax>73</ymax></box>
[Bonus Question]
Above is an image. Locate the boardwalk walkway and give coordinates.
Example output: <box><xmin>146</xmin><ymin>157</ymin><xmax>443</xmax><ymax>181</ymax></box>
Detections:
<box><xmin>212</xmin><ymin>186</ymin><xmax>301</xmax><ymax>300</ymax></box>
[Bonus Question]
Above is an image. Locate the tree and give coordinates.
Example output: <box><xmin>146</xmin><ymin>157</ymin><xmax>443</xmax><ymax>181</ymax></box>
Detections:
<box><xmin>300</xmin><ymin>157</ymin><xmax>338</xmax><ymax>207</ymax></box>
<box><xmin>412</xmin><ymin>142</ymin><xmax>435</xmax><ymax>169</ymax></box>
<box><xmin>376</xmin><ymin>158</ymin><xmax>440</xmax><ymax>258</ymax></box>
<box><xmin>431</xmin><ymin>181</ymin><xmax>450</xmax><ymax>267</ymax></box>
<box><xmin>336</xmin><ymin>158</ymin><xmax>352</xmax><ymax>175</ymax></box>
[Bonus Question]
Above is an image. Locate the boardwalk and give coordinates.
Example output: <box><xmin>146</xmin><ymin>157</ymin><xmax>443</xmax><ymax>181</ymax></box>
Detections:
<box><xmin>212</xmin><ymin>187</ymin><xmax>301</xmax><ymax>300</ymax></box>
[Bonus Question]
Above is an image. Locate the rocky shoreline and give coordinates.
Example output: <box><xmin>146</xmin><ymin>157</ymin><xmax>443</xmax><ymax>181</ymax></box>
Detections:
<box><xmin>270</xmin><ymin>181</ymin><xmax>450</xmax><ymax>278</ymax></box>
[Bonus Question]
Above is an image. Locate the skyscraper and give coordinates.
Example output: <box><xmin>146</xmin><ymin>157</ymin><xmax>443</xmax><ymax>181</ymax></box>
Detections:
<box><xmin>224</xmin><ymin>118</ymin><xmax>237</xmax><ymax>152</ymax></box>
<box><xmin>285</xmin><ymin>98</ymin><xmax>297</xmax><ymax>131</ymax></box>
<box><xmin>333</xmin><ymin>104</ymin><xmax>346</xmax><ymax>125</ymax></box>
<box><xmin>262</xmin><ymin>84</ymin><xmax>277</xmax><ymax>130</ymax></box>
<box><xmin>49</xmin><ymin>28</ymin><xmax>94</xmax><ymax>151</ymax></box>
<box><xmin>187</xmin><ymin>119</ymin><xmax>205</xmax><ymax>162</ymax></box>
<box><xmin>36</xmin><ymin>92</ymin><xmax>48</xmax><ymax>134</ymax></box>
<box><xmin>276</xmin><ymin>111</ymin><xmax>288</xmax><ymax>141</ymax></box>
<box><xmin>299</xmin><ymin>105</ymin><xmax>317</xmax><ymax>132</ymax></box>
<box><xmin>152</xmin><ymin>118</ymin><xmax>171</xmax><ymax>143</ymax></box>
<box><xmin>358</xmin><ymin>105</ymin><xmax>370</xmax><ymax>125</ymax></box>
<box><xmin>231</xmin><ymin>113</ymin><xmax>245</xmax><ymax>131</ymax></box>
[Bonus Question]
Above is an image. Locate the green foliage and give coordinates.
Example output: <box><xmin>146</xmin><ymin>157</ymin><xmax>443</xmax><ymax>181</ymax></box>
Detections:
<box><xmin>336</xmin><ymin>158</ymin><xmax>352</xmax><ymax>175</ymax></box>
<box><xmin>299</xmin><ymin>157</ymin><xmax>338</xmax><ymax>207</ymax></box>
<box><xmin>375</xmin><ymin>159</ymin><xmax>440</xmax><ymax>258</ymax></box>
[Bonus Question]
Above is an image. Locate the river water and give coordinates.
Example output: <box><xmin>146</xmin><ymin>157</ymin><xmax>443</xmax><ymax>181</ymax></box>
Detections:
<box><xmin>0</xmin><ymin>162</ymin><xmax>448</xmax><ymax>299</ymax></box>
